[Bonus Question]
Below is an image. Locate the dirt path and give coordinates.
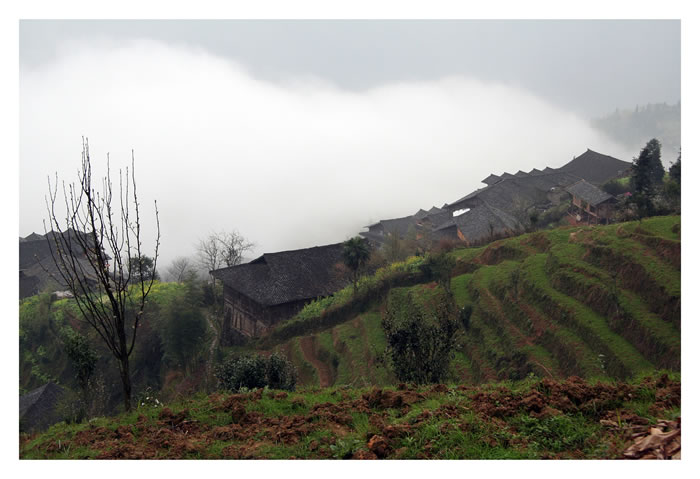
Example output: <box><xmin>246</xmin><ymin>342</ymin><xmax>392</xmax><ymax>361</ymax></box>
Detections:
<box><xmin>299</xmin><ymin>336</ymin><xmax>333</xmax><ymax>388</ymax></box>
<box><xmin>204</xmin><ymin>312</ymin><xmax>219</xmax><ymax>388</ymax></box>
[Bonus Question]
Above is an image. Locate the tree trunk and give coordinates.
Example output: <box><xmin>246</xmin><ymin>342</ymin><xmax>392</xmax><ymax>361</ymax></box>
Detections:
<box><xmin>119</xmin><ymin>355</ymin><xmax>132</xmax><ymax>412</ymax></box>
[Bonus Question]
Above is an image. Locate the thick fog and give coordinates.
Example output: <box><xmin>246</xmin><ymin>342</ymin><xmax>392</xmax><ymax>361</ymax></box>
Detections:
<box><xmin>20</xmin><ymin>39</ymin><xmax>633</xmax><ymax>267</ymax></box>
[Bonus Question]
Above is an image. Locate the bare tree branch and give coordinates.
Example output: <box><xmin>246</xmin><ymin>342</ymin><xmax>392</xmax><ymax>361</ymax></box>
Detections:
<box><xmin>43</xmin><ymin>138</ymin><xmax>160</xmax><ymax>412</ymax></box>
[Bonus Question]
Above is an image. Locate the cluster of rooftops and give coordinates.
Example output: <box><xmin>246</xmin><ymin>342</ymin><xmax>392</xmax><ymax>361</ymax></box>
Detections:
<box><xmin>209</xmin><ymin>148</ymin><xmax>631</xmax><ymax>315</ymax></box>
<box><xmin>360</xmin><ymin>148</ymin><xmax>628</xmax><ymax>248</ymax></box>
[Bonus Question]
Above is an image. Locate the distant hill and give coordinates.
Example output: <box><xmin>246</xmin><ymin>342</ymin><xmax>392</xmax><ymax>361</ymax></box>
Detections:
<box><xmin>592</xmin><ymin>102</ymin><xmax>680</xmax><ymax>165</ymax></box>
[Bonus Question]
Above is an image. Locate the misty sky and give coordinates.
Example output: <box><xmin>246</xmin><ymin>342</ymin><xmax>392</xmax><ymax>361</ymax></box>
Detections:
<box><xmin>19</xmin><ymin>20</ymin><xmax>681</xmax><ymax>269</ymax></box>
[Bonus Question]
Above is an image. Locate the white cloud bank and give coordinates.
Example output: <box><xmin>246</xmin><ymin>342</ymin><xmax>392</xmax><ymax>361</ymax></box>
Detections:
<box><xmin>20</xmin><ymin>39</ymin><xmax>631</xmax><ymax>267</ymax></box>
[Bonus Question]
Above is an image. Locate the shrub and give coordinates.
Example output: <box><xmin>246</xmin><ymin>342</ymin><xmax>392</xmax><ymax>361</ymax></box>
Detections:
<box><xmin>419</xmin><ymin>252</ymin><xmax>456</xmax><ymax>293</ymax></box>
<box><xmin>382</xmin><ymin>287</ymin><xmax>459</xmax><ymax>384</ymax></box>
<box><xmin>61</xmin><ymin>328</ymin><xmax>97</xmax><ymax>393</ymax></box>
<box><xmin>215</xmin><ymin>353</ymin><xmax>297</xmax><ymax>392</ymax></box>
<box><xmin>265</xmin><ymin>353</ymin><xmax>298</xmax><ymax>391</ymax></box>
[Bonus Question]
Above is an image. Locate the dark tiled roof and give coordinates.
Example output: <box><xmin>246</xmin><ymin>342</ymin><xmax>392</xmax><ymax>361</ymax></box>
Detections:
<box><xmin>543</xmin><ymin>167</ymin><xmax>556</xmax><ymax>173</ymax></box>
<box><xmin>20</xmin><ymin>383</ymin><xmax>66</xmax><ymax>433</ymax></box>
<box><xmin>19</xmin><ymin>230</ymin><xmax>100</xmax><ymax>298</ymax></box>
<box><xmin>481</xmin><ymin>174</ymin><xmax>501</xmax><ymax>185</ymax></box>
<box><xmin>359</xmin><ymin>231</ymin><xmax>386</xmax><ymax>246</ymax></box>
<box><xmin>21</xmin><ymin>232</ymin><xmax>45</xmax><ymax>242</ymax></box>
<box><xmin>435</xmin><ymin>203</ymin><xmax>523</xmax><ymax>244</ymax></box>
<box><xmin>449</xmin><ymin>185</ymin><xmax>489</xmax><ymax>206</ymax></box>
<box><xmin>515</xmin><ymin>170</ymin><xmax>529</xmax><ymax>177</ymax></box>
<box><xmin>448</xmin><ymin>170</ymin><xmax>582</xmax><ymax>212</ymax></box>
<box><xmin>414</xmin><ymin>209</ymin><xmax>430</xmax><ymax>219</ymax></box>
<box><xmin>558</xmin><ymin>149</ymin><xmax>632</xmax><ymax>185</ymax></box>
<box><xmin>529</xmin><ymin>168</ymin><xmax>543</xmax><ymax>175</ymax></box>
<box><xmin>427</xmin><ymin>206</ymin><xmax>442</xmax><ymax>214</ymax></box>
<box><xmin>566</xmin><ymin>180</ymin><xmax>615</xmax><ymax>206</ymax></box>
<box><xmin>421</xmin><ymin>210</ymin><xmax>452</xmax><ymax>228</ymax></box>
<box><xmin>211</xmin><ymin>243</ymin><xmax>349</xmax><ymax>307</ymax></box>
<box><xmin>376</xmin><ymin>215</ymin><xmax>419</xmax><ymax>237</ymax></box>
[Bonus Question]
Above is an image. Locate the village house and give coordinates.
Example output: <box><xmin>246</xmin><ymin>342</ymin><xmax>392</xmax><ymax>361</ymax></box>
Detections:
<box><xmin>19</xmin><ymin>230</ymin><xmax>100</xmax><ymax>299</ymax></box>
<box><xmin>566</xmin><ymin>179</ymin><xmax>617</xmax><ymax>224</ymax></box>
<box><xmin>433</xmin><ymin>203</ymin><xmax>522</xmax><ymax>245</ymax></box>
<box><xmin>360</xmin><ymin>205</ymin><xmax>451</xmax><ymax>247</ymax></box>
<box><xmin>211</xmin><ymin>243</ymin><xmax>348</xmax><ymax>341</ymax></box>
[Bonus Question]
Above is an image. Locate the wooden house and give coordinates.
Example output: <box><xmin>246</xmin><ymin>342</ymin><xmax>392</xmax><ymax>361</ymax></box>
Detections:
<box><xmin>211</xmin><ymin>243</ymin><xmax>348</xmax><ymax>341</ymax></box>
<box><xmin>433</xmin><ymin>203</ymin><xmax>523</xmax><ymax>245</ymax></box>
<box><xmin>19</xmin><ymin>230</ymin><xmax>101</xmax><ymax>299</ymax></box>
<box><xmin>565</xmin><ymin>179</ymin><xmax>616</xmax><ymax>224</ymax></box>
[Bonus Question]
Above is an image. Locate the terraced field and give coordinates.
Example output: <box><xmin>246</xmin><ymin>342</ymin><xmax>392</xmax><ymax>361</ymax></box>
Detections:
<box><xmin>272</xmin><ymin>312</ymin><xmax>393</xmax><ymax>388</ymax></box>
<box><xmin>261</xmin><ymin>216</ymin><xmax>680</xmax><ymax>387</ymax></box>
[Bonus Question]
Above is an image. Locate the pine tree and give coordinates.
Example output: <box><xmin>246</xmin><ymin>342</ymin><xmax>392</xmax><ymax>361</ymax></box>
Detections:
<box><xmin>630</xmin><ymin>138</ymin><xmax>665</xmax><ymax>218</ymax></box>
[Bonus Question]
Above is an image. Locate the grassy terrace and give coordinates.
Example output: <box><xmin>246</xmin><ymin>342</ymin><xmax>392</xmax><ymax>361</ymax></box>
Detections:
<box><xmin>247</xmin><ymin>216</ymin><xmax>680</xmax><ymax>389</ymax></box>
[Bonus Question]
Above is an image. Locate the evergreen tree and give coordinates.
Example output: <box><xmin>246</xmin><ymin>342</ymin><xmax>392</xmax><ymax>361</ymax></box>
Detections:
<box><xmin>669</xmin><ymin>151</ymin><xmax>681</xmax><ymax>185</ymax></box>
<box><xmin>630</xmin><ymin>138</ymin><xmax>665</xmax><ymax>218</ymax></box>
<box><xmin>342</xmin><ymin>237</ymin><xmax>370</xmax><ymax>295</ymax></box>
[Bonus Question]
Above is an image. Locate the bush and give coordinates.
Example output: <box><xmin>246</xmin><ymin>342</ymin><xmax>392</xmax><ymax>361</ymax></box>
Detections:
<box><xmin>61</xmin><ymin>328</ymin><xmax>97</xmax><ymax>391</ymax></box>
<box><xmin>215</xmin><ymin>353</ymin><xmax>297</xmax><ymax>392</ymax></box>
<box><xmin>419</xmin><ymin>252</ymin><xmax>456</xmax><ymax>293</ymax></box>
<box><xmin>265</xmin><ymin>353</ymin><xmax>298</xmax><ymax>391</ymax></box>
<box><xmin>382</xmin><ymin>287</ymin><xmax>459</xmax><ymax>384</ymax></box>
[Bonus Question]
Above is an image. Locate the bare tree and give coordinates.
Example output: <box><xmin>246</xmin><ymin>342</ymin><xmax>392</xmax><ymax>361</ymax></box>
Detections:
<box><xmin>165</xmin><ymin>256</ymin><xmax>197</xmax><ymax>283</ymax></box>
<box><xmin>218</xmin><ymin>230</ymin><xmax>255</xmax><ymax>268</ymax></box>
<box><xmin>44</xmin><ymin>139</ymin><xmax>160</xmax><ymax>412</ymax></box>
<box><xmin>196</xmin><ymin>231</ymin><xmax>254</xmax><ymax>342</ymax></box>
<box><xmin>197</xmin><ymin>230</ymin><xmax>254</xmax><ymax>275</ymax></box>
<box><xmin>197</xmin><ymin>234</ymin><xmax>222</xmax><ymax>278</ymax></box>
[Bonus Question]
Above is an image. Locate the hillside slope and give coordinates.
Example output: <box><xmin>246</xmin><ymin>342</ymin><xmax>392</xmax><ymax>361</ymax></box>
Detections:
<box><xmin>20</xmin><ymin>373</ymin><xmax>681</xmax><ymax>459</ymax></box>
<box><xmin>256</xmin><ymin>216</ymin><xmax>680</xmax><ymax>387</ymax></box>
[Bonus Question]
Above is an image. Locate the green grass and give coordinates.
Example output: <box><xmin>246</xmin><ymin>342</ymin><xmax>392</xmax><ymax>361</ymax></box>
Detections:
<box><xmin>619</xmin><ymin>215</ymin><xmax>680</xmax><ymax>241</ymax></box>
<box><xmin>520</xmin><ymin>254</ymin><xmax>654</xmax><ymax>378</ymax></box>
<box><xmin>21</xmin><ymin>372</ymin><xmax>680</xmax><ymax>459</ymax></box>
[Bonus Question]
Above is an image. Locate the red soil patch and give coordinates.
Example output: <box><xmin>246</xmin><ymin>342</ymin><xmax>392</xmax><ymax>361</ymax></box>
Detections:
<box><xmin>22</xmin><ymin>374</ymin><xmax>681</xmax><ymax>460</ymax></box>
<box><xmin>469</xmin><ymin>375</ymin><xmax>680</xmax><ymax>424</ymax></box>
<box><xmin>362</xmin><ymin>387</ymin><xmax>426</xmax><ymax>410</ymax></box>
